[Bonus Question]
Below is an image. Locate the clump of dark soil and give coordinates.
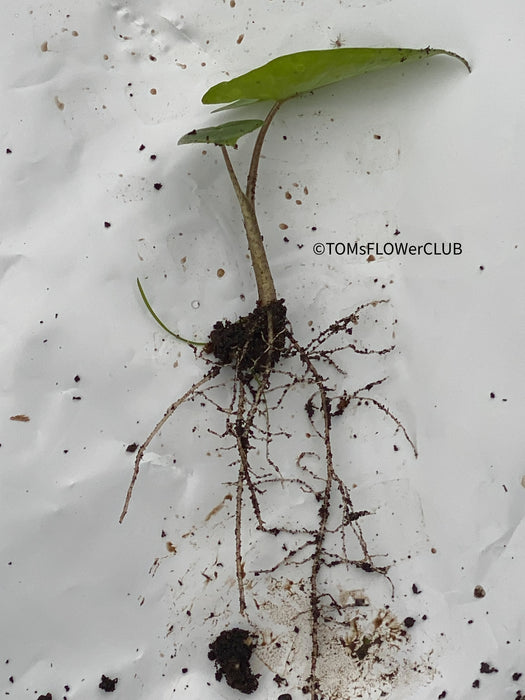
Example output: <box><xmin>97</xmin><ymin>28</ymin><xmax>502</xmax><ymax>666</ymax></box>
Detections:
<box><xmin>98</xmin><ymin>674</ymin><xmax>118</xmax><ymax>691</ymax></box>
<box><xmin>206</xmin><ymin>300</ymin><xmax>287</xmax><ymax>381</ymax></box>
<box><xmin>208</xmin><ymin>627</ymin><xmax>259</xmax><ymax>694</ymax></box>
<box><xmin>480</xmin><ymin>662</ymin><xmax>498</xmax><ymax>674</ymax></box>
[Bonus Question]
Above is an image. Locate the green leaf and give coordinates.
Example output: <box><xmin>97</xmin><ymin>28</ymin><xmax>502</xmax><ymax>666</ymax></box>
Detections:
<box><xmin>202</xmin><ymin>47</ymin><xmax>471</xmax><ymax>105</ymax></box>
<box><xmin>177</xmin><ymin>119</ymin><xmax>264</xmax><ymax>146</ymax></box>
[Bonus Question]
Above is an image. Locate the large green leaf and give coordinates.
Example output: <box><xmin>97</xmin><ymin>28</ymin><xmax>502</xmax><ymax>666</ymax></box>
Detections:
<box><xmin>178</xmin><ymin>119</ymin><xmax>264</xmax><ymax>146</ymax></box>
<box><xmin>202</xmin><ymin>47</ymin><xmax>470</xmax><ymax>105</ymax></box>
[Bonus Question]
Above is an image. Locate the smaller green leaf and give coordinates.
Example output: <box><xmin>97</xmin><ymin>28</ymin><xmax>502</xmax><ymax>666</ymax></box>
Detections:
<box><xmin>177</xmin><ymin>119</ymin><xmax>264</xmax><ymax>147</ymax></box>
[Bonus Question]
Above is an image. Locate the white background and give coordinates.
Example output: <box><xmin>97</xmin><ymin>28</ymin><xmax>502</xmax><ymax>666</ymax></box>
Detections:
<box><xmin>1</xmin><ymin>0</ymin><xmax>524</xmax><ymax>698</ymax></box>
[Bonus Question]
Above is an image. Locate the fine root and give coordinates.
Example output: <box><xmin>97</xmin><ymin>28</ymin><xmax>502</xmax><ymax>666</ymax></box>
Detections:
<box><xmin>121</xmin><ymin>299</ymin><xmax>415</xmax><ymax>699</ymax></box>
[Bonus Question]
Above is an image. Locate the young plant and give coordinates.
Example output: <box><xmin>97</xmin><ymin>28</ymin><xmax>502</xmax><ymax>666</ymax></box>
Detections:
<box><xmin>121</xmin><ymin>46</ymin><xmax>470</xmax><ymax>699</ymax></box>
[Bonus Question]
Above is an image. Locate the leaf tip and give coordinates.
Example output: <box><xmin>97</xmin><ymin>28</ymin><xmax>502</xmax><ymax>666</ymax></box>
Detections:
<box><xmin>444</xmin><ymin>49</ymin><xmax>472</xmax><ymax>73</ymax></box>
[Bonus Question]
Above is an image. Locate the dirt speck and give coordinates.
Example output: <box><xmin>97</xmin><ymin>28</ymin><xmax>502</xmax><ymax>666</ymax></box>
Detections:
<box><xmin>474</xmin><ymin>585</ymin><xmax>486</xmax><ymax>599</ymax></box>
<box><xmin>480</xmin><ymin>662</ymin><xmax>498</xmax><ymax>674</ymax></box>
<box><xmin>10</xmin><ymin>414</ymin><xmax>30</xmax><ymax>422</ymax></box>
<box><xmin>99</xmin><ymin>674</ymin><xmax>118</xmax><ymax>691</ymax></box>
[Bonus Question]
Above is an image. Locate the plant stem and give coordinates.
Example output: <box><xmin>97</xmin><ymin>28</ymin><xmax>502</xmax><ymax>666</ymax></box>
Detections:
<box><xmin>246</xmin><ymin>101</ymin><xmax>283</xmax><ymax>206</ymax></box>
<box><xmin>220</xmin><ymin>101</ymin><xmax>283</xmax><ymax>307</ymax></box>
<box><xmin>221</xmin><ymin>146</ymin><xmax>277</xmax><ymax>306</ymax></box>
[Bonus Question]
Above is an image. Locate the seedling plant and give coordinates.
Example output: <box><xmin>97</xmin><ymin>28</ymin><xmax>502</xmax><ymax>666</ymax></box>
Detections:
<box><xmin>120</xmin><ymin>47</ymin><xmax>470</xmax><ymax>699</ymax></box>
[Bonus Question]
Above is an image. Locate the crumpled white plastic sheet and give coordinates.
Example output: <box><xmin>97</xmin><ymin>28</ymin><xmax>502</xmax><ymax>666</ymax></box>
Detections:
<box><xmin>2</xmin><ymin>0</ymin><xmax>525</xmax><ymax>698</ymax></box>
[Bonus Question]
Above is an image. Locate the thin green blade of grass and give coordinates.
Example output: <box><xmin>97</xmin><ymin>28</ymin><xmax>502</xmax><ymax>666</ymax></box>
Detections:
<box><xmin>136</xmin><ymin>278</ymin><xmax>206</xmax><ymax>347</ymax></box>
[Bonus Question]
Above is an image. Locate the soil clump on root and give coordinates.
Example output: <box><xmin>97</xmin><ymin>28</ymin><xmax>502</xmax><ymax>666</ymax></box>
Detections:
<box><xmin>206</xmin><ymin>299</ymin><xmax>287</xmax><ymax>381</ymax></box>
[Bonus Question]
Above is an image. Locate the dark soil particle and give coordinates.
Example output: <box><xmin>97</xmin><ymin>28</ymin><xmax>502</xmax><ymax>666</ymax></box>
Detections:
<box><xmin>206</xmin><ymin>300</ymin><xmax>287</xmax><ymax>382</ymax></box>
<box><xmin>480</xmin><ymin>662</ymin><xmax>498</xmax><ymax>674</ymax></box>
<box><xmin>412</xmin><ymin>583</ymin><xmax>422</xmax><ymax>594</ymax></box>
<box><xmin>278</xmin><ymin>694</ymin><xmax>292</xmax><ymax>700</ymax></box>
<box><xmin>513</xmin><ymin>673</ymin><xmax>523</xmax><ymax>681</ymax></box>
<box><xmin>208</xmin><ymin>628</ymin><xmax>259</xmax><ymax>694</ymax></box>
<box><xmin>99</xmin><ymin>674</ymin><xmax>118</xmax><ymax>691</ymax></box>
<box><xmin>126</xmin><ymin>442</ymin><xmax>138</xmax><ymax>453</ymax></box>
<box><xmin>37</xmin><ymin>695</ymin><xmax>52</xmax><ymax>700</ymax></box>
<box><xmin>404</xmin><ymin>616</ymin><xmax>416</xmax><ymax>628</ymax></box>
<box><xmin>274</xmin><ymin>674</ymin><xmax>287</xmax><ymax>687</ymax></box>
<box><xmin>472</xmin><ymin>679</ymin><xmax>480</xmax><ymax>688</ymax></box>
<box><xmin>474</xmin><ymin>585</ymin><xmax>486</xmax><ymax>598</ymax></box>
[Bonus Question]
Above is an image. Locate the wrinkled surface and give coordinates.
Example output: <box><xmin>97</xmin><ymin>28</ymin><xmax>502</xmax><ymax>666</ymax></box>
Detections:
<box><xmin>1</xmin><ymin>1</ymin><xmax>525</xmax><ymax>699</ymax></box>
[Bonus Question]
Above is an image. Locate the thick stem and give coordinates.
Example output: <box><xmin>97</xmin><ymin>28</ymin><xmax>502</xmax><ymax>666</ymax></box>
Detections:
<box><xmin>220</xmin><ymin>102</ymin><xmax>283</xmax><ymax>307</ymax></box>
<box><xmin>221</xmin><ymin>146</ymin><xmax>277</xmax><ymax>306</ymax></box>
